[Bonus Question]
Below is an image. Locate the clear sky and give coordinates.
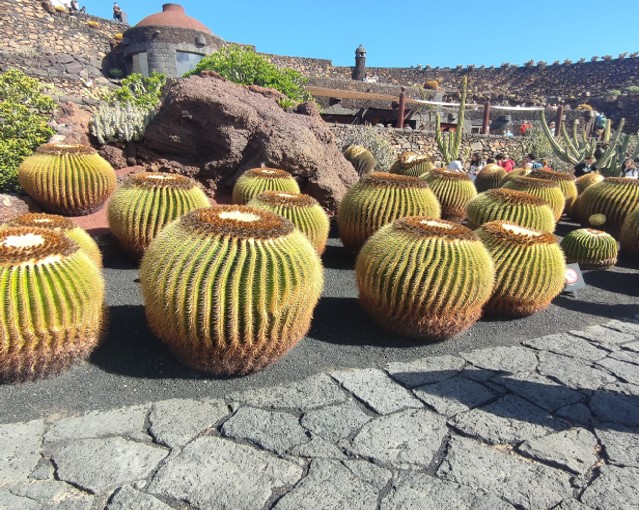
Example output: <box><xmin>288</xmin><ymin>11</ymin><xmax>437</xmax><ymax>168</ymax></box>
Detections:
<box><xmin>83</xmin><ymin>0</ymin><xmax>639</xmax><ymax>68</ymax></box>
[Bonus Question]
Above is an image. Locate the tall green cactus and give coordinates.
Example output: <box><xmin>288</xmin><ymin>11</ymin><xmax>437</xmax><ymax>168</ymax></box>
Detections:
<box><xmin>435</xmin><ymin>76</ymin><xmax>467</xmax><ymax>165</ymax></box>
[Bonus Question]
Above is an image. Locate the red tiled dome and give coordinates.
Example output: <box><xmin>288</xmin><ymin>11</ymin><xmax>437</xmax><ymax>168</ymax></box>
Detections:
<box><xmin>135</xmin><ymin>4</ymin><xmax>212</xmax><ymax>34</ymax></box>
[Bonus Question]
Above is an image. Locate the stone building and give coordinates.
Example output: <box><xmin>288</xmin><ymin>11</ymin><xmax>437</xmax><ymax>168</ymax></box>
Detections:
<box><xmin>120</xmin><ymin>3</ymin><xmax>224</xmax><ymax>77</ymax></box>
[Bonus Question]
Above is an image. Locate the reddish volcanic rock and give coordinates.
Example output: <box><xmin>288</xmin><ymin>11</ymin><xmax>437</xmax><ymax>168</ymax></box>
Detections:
<box><xmin>0</xmin><ymin>194</ymin><xmax>41</xmax><ymax>223</ymax></box>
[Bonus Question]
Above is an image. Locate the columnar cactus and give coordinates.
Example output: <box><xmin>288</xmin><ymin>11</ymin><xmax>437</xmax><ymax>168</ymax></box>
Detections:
<box><xmin>18</xmin><ymin>143</ymin><xmax>116</xmax><ymax>215</ymax></box>
<box><xmin>0</xmin><ymin>227</ymin><xmax>104</xmax><ymax>381</ymax></box>
<box><xmin>356</xmin><ymin>217</ymin><xmax>495</xmax><ymax>340</ymax></box>
<box><xmin>2</xmin><ymin>213</ymin><xmax>102</xmax><ymax>268</ymax></box>
<box><xmin>572</xmin><ymin>178</ymin><xmax>639</xmax><ymax>238</ymax></box>
<box><xmin>422</xmin><ymin>168</ymin><xmax>477</xmax><ymax>222</ymax></box>
<box><xmin>139</xmin><ymin>206</ymin><xmax>323</xmax><ymax>376</ymax></box>
<box><xmin>389</xmin><ymin>151</ymin><xmax>434</xmax><ymax>177</ymax></box>
<box><xmin>248</xmin><ymin>191</ymin><xmax>330</xmax><ymax>255</ymax></box>
<box><xmin>575</xmin><ymin>173</ymin><xmax>604</xmax><ymax>194</ymax></box>
<box><xmin>475</xmin><ymin>221</ymin><xmax>565</xmax><ymax>317</ymax></box>
<box><xmin>232</xmin><ymin>168</ymin><xmax>300</xmax><ymax>204</ymax></box>
<box><xmin>108</xmin><ymin>172</ymin><xmax>210</xmax><ymax>258</ymax></box>
<box><xmin>337</xmin><ymin>172</ymin><xmax>441</xmax><ymax>254</ymax></box>
<box><xmin>560</xmin><ymin>228</ymin><xmax>618</xmax><ymax>269</ymax></box>
<box><xmin>528</xmin><ymin>169</ymin><xmax>579</xmax><ymax>215</ymax></box>
<box><xmin>474</xmin><ymin>163</ymin><xmax>507</xmax><ymax>192</ymax></box>
<box><xmin>343</xmin><ymin>144</ymin><xmax>376</xmax><ymax>176</ymax></box>
<box><xmin>620</xmin><ymin>208</ymin><xmax>639</xmax><ymax>256</ymax></box>
<box><xmin>502</xmin><ymin>176</ymin><xmax>565</xmax><ymax>221</ymax></box>
<box><xmin>466</xmin><ymin>189</ymin><xmax>556</xmax><ymax>232</ymax></box>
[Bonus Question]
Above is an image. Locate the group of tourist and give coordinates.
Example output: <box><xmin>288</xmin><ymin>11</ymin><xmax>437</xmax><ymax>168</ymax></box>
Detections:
<box><xmin>573</xmin><ymin>155</ymin><xmax>639</xmax><ymax>179</ymax></box>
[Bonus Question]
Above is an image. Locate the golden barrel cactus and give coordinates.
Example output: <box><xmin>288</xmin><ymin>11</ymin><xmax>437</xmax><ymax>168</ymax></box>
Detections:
<box><xmin>500</xmin><ymin>167</ymin><xmax>530</xmax><ymax>187</ymax></box>
<box><xmin>248</xmin><ymin>191</ymin><xmax>330</xmax><ymax>255</ymax></box>
<box><xmin>140</xmin><ymin>206</ymin><xmax>323</xmax><ymax>376</ymax></box>
<box><xmin>560</xmin><ymin>228</ymin><xmax>618</xmax><ymax>269</ymax></box>
<box><xmin>232</xmin><ymin>168</ymin><xmax>300</xmax><ymax>205</ymax></box>
<box><xmin>389</xmin><ymin>151</ymin><xmax>434</xmax><ymax>177</ymax></box>
<box><xmin>108</xmin><ymin>172</ymin><xmax>210</xmax><ymax>258</ymax></box>
<box><xmin>337</xmin><ymin>172</ymin><xmax>441</xmax><ymax>254</ymax></box>
<box><xmin>466</xmin><ymin>189</ymin><xmax>556</xmax><ymax>232</ymax></box>
<box><xmin>476</xmin><ymin>221</ymin><xmax>566</xmax><ymax>317</ymax></box>
<box><xmin>575</xmin><ymin>173</ymin><xmax>604</xmax><ymax>194</ymax></box>
<box><xmin>343</xmin><ymin>145</ymin><xmax>376</xmax><ymax>176</ymax></box>
<box><xmin>18</xmin><ymin>143</ymin><xmax>116</xmax><ymax>216</ymax></box>
<box><xmin>356</xmin><ymin>217</ymin><xmax>494</xmax><ymax>340</ymax></box>
<box><xmin>528</xmin><ymin>169</ymin><xmax>578</xmax><ymax>214</ymax></box>
<box><xmin>422</xmin><ymin>168</ymin><xmax>477</xmax><ymax>222</ymax></box>
<box><xmin>502</xmin><ymin>176</ymin><xmax>565</xmax><ymax>221</ymax></box>
<box><xmin>475</xmin><ymin>163</ymin><xmax>507</xmax><ymax>192</ymax></box>
<box><xmin>0</xmin><ymin>227</ymin><xmax>104</xmax><ymax>381</ymax></box>
<box><xmin>619</xmin><ymin>208</ymin><xmax>639</xmax><ymax>256</ymax></box>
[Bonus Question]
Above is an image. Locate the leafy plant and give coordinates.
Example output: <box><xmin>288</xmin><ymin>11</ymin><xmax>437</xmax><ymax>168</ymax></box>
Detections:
<box><xmin>0</xmin><ymin>69</ymin><xmax>55</xmax><ymax>192</ymax></box>
<box><xmin>627</xmin><ymin>85</ymin><xmax>639</xmax><ymax>94</ymax></box>
<box><xmin>109</xmin><ymin>68</ymin><xmax>124</xmax><ymax>79</ymax></box>
<box><xmin>103</xmin><ymin>72</ymin><xmax>166</xmax><ymax>109</ymax></box>
<box><xmin>607</xmin><ymin>89</ymin><xmax>622</xmax><ymax>98</ymax></box>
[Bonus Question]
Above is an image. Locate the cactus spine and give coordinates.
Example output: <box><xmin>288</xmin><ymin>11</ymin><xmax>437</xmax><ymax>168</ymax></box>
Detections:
<box><xmin>466</xmin><ymin>189</ymin><xmax>556</xmax><ymax>232</ymax></box>
<box><xmin>502</xmin><ymin>176</ymin><xmax>565</xmax><ymax>221</ymax></box>
<box><xmin>0</xmin><ymin>227</ymin><xmax>104</xmax><ymax>381</ymax></box>
<box><xmin>139</xmin><ymin>206</ymin><xmax>323</xmax><ymax>376</ymax></box>
<box><xmin>476</xmin><ymin>221</ymin><xmax>566</xmax><ymax>317</ymax></box>
<box><xmin>343</xmin><ymin>145</ymin><xmax>377</xmax><ymax>176</ymax></box>
<box><xmin>422</xmin><ymin>169</ymin><xmax>477</xmax><ymax>222</ymax></box>
<box><xmin>389</xmin><ymin>151</ymin><xmax>434</xmax><ymax>177</ymax></box>
<box><xmin>232</xmin><ymin>168</ymin><xmax>300</xmax><ymax>205</ymax></box>
<box><xmin>108</xmin><ymin>172</ymin><xmax>210</xmax><ymax>258</ymax></box>
<box><xmin>18</xmin><ymin>143</ymin><xmax>116</xmax><ymax>216</ymax></box>
<box><xmin>560</xmin><ymin>228</ymin><xmax>618</xmax><ymax>269</ymax></box>
<box><xmin>435</xmin><ymin>76</ymin><xmax>467</xmax><ymax>165</ymax></box>
<box><xmin>619</xmin><ymin>208</ymin><xmax>639</xmax><ymax>256</ymax></box>
<box><xmin>248</xmin><ymin>191</ymin><xmax>330</xmax><ymax>255</ymax></box>
<box><xmin>475</xmin><ymin>164</ymin><xmax>507</xmax><ymax>192</ymax></box>
<box><xmin>337</xmin><ymin>172</ymin><xmax>441</xmax><ymax>254</ymax></box>
<box><xmin>356</xmin><ymin>217</ymin><xmax>494</xmax><ymax>340</ymax></box>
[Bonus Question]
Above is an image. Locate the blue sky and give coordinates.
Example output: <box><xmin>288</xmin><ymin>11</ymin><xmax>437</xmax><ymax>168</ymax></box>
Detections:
<box><xmin>84</xmin><ymin>1</ymin><xmax>639</xmax><ymax>68</ymax></box>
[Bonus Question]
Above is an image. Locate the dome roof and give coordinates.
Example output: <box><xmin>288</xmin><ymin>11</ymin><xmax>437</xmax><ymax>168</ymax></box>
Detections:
<box><xmin>135</xmin><ymin>3</ymin><xmax>212</xmax><ymax>34</ymax></box>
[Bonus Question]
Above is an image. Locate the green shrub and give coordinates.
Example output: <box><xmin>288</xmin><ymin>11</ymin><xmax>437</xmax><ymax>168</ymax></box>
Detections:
<box><xmin>104</xmin><ymin>72</ymin><xmax>166</xmax><ymax>109</ymax></box>
<box><xmin>627</xmin><ymin>85</ymin><xmax>639</xmax><ymax>95</ymax></box>
<box><xmin>0</xmin><ymin>69</ymin><xmax>55</xmax><ymax>192</ymax></box>
<box><xmin>338</xmin><ymin>126</ymin><xmax>396</xmax><ymax>172</ymax></box>
<box><xmin>186</xmin><ymin>44</ymin><xmax>312</xmax><ymax>104</ymax></box>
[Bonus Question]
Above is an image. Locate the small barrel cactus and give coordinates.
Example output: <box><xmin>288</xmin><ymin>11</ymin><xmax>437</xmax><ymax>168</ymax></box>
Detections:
<box><xmin>560</xmin><ymin>228</ymin><xmax>618</xmax><ymax>269</ymax></box>
<box><xmin>389</xmin><ymin>151</ymin><xmax>434</xmax><ymax>177</ymax></box>
<box><xmin>500</xmin><ymin>167</ymin><xmax>530</xmax><ymax>187</ymax></box>
<box><xmin>343</xmin><ymin>144</ymin><xmax>376</xmax><ymax>176</ymax></box>
<box><xmin>248</xmin><ymin>191</ymin><xmax>330</xmax><ymax>255</ymax></box>
<box><xmin>572</xmin><ymin>178</ymin><xmax>639</xmax><ymax>238</ymax></box>
<box><xmin>620</xmin><ymin>208</ymin><xmax>639</xmax><ymax>256</ymax></box>
<box><xmin>18</xmin><ymin>143</ymin><xmax>117</xmax><ymax>216</ymax></box>
<box><xmin>108</xmin><ymin>172</ymin><xmax>211</xmax><ymax>258</ymax></box>
<box><xmin>466</xmin><ymin>189</ymin><xmax>556</xmax><ymax>232</ymax></box>
<box><xmin>356</xmin><ymin>217</ymin><xmax>494</xmax><ymax>340</ymax></box>
<box><xmin>422</xmin><ymin>168</ymin><xmax>477</xmax><ymax>222</ymax></box>
<box><xmin>337</xmin><ymin>172</ymin><xmax>441</xmax><ymax>254</ymax></box>
<box><xmin>502</xmin><ymin>176</ymin><xmax>565</xmax><ymax>221</ymax></box>
<box><xmin>528</xmin><ymin>169</ymin><xmax>579</xmax><ymax>214</ymax></box>
<box><xmin>2</xmin><ymin>213</ymin><xmax>102</xmax><ymax>268</ymax></box>
<box><xmin>232</xmin><ymin>168</ymin><xmax>300</xmax><ymax>205</ymax></box>
<box><xmin>476</xmin><ymin>221</ymin><xmax>566</xmax><ymax>317</ymax></box>
<box><xmin>140</xmin><ymin>206</ymin><xmax>323</xmax><ymax>376</ymax></box>
<box><xmin>475</xmin><ymin>163</ymin><xmax>507</xmax><ymax>192</ymax></box>
<box><xmin>0</xmin><ymin>227</ymin><xmax>104</xmax><ymax>381</ymax></box>
<box><xmin>575</xmin><ymin>173</ymin><xmax>604</xmax><ymax>195</ymax></box>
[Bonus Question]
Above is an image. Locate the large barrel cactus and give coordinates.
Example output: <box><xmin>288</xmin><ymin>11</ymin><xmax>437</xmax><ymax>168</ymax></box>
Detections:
<box><xmin>466</xmin><ymin>189</ymin><xmax>556</xmax><ymax>233</ymax></box>
<box><xmin>232</xmin><ymin>168</ymin><xmax>300</xmax><ymax>205</ymax></box>
<box><xmin>502</xmin><ymin>176</ymin><xmax>565</xmax><ymax>221</ymax></box>
<box><xmin>356</xmin><ymin>217</ymin><xmax>494</xmax><ymax>340</ymax></box>
<box><xmin>0</xmin><ymin>227</ymin><xmax>104</xmax><ymax>381</ymax></box>
<box><xmin>337</xmin><ymin>172</ymin><xmax>441</xmax><ymax>254</ymax></box>
<box><xmin>474</xmin><ymin>163</ymin><xmax>507</xmax><ymax>192</ymax></box>
<box><xmin>18</xmin><ymin>143</ymin><xmax>116</xmax><ymax>215</ymax></box>
<box><xmin>2</xmin><ymin>213</ymin><xmax>102</xmax><ymax>268</ymax></box>
<box><xmin>620</xmin><ymin>208</ymin><xmax>639</xmax><ymax>256</ymax></box>
<box><xmin>140</xmin><ymin>206</ymin><xmax>323</xmax><ymax>376</ymax></box>
<box><xmin>475</xmin><ymin>221</ymin><xmax>565</xmax><ymax>317</ymax></box>
<box><xmin>575</xmin><ymin>173</ymin><xmax>604</xmax><ymax>194</ymax></box>
<box><xmin>389</xmin><ymin>151</ymin><xmax>434</xmax><ymax>177</ymax></box>
<box><xmin>343</xmin><ymin>145</ymin><xmax>376</xmax><ymax>176</ymax></box>
<box><xmin>529</xmin><ymin>169</ymin><xmax>578</xmax><ymax>215</ymax></box>
<box><xmin>422</xmin><ymin>168</ymin><xmax>477</xmax><ymax>222</ymax></box>
<box><xmin>500</xmin><ymin>167</ymin><xmax>529</xmax><ymax>187</ymax></box>
<box><xmin>108</xmin><ymin>172</ymin><xmax>210</xmax><ymax>258</ymax></box>
<box><xmin>573</xmin><ymin>178</ymin><xmax>639</xmax><ymax>238</ymax></box>
<box><xmin>560</xmin><ymin>228</ymin><xmax>618</xmax><ymax>269</ymax></box>
<box><xmin>248</xmin><ymin>191</ymin><xmax>330</xmax><ymax>255</ymax></box>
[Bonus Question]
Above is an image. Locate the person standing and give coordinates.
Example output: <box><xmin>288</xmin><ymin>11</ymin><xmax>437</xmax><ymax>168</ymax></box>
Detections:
<box><xmin>113</xmin><ymin>2</ymin><xmax>122</xmax><ymax>22</ymax></box>
<box><xmin>573</xmin><ymin>156</ymin><xmax>598</xmax><ymax>177</ymax></box>
<box><xmin>620</xmin><ymin>157</ymin><xmax>639</xmax><ymax>179</ymax></box>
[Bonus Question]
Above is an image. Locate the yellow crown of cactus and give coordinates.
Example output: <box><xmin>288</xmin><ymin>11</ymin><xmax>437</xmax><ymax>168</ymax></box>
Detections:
<box><xmin>343</xmin><ymin>144</ymin><xmax>376</xmax><ymax>176</ymax></box>
<box><xmin>337</xmin><ymin>172</ymin><xmax>441</xmax><ymax>254</ymax></box>
<box><xmin>108</xmin><ymin>172</ymin><xmax>210</xmax><ymax>259</ymax></box>
<box><xmin>2</xmin><ymin>213</ymin><xmax>102</xmax><ymax>268</ymax></box>
<box><xmin>475</xmin><ymin>163</ymin><xmax>507</xmax><ymax>192</ymax></box>
<box><xmin>232</xmin><ymin>168</ymin><xmax>300</xmax><ymax>205</ymax></box>
<box><xmin>502</xmin><ymin>176</ymin><xmax>565</xmax><ymax>221</ymax></box>
<box><xmin>572</xmin><ymin>178</ymin><xmax>639</xmax><ymax>238</ymax></box>
<box><xmin>466</xmin><ymin>189</ymin><xmax>556</xmax><ymax>232</ymax></box>
<box><xmin>575</xmin><ymin>172</ymin><xmax>604</xmax><ymax>194</ymax></box>
<box><xmin>422</xmin><ymin>168</ymin><xmax>477</xmax><ymax>222</ymax></box>
<box><xmin>139</xmin><ymin>206</ymin><xmax>324</xmax><ymax>376</ymax></box>
<box><xmin>528</xmin><ymin>169</ymin><xmax>578</xmax><ymax>215</ymax></box>
<box><xmin>560</xmin><ymin>228</ymin><xmax>618</xmax><ymax>269</ymax></box>
<box><xmin>356</xmin><ymin>217</ymin><xmax>495</xmax><ymax>340</ymax></box>
<box><xmin>248</xmin><ymin>191</ymin><xmax>330</xmax><ymax>255</ymax></box>
<box><xmin>476</xmin><ymin>221</ymin><xmax>565</xmax><ymax>317</ymax></box>
<box><xmin>499</xmin><ymin>167</ymin><xmax>530</xmax><ymax>187</ymax></box>
<box><xmin>18</xmin><ymin>143</ymin><xmax>116</xmax><ymax>216</ymax></box>
<box><xmin>620</xmin><ymin>208</ymin><xmax>639</xmax><ymax>256</ymax></box>
<box><xmin>389</xmin><ymin>151</ymin><xmax>434</xmax><ymax>177</ymax></box>
<box><xmin>87</xmin><ymin>21</ymin><xmax>100</xmax><ymax>28</ymax></box>
<box><xmin>0</xmin><ymin>227</ymin><xmax>105</xmax><ymax>382</ymax></box>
